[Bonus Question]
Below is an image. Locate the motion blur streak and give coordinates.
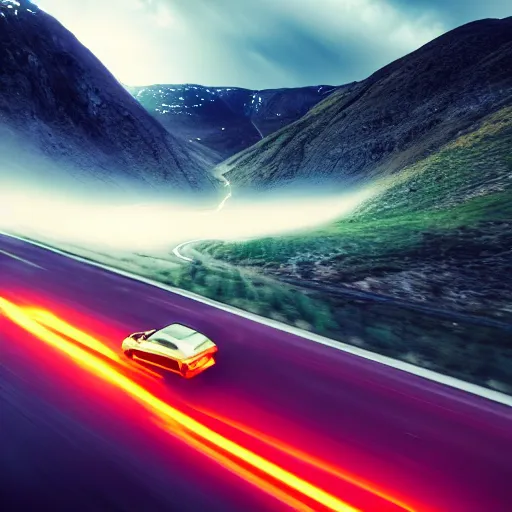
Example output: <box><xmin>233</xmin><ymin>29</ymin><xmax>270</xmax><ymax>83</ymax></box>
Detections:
<box><xmin>26</xmin><ymin>308</ymin><xmax>163</xmax><ymax>380</ymax></box>
<box><xmin>0</xmin><ymin>296</ymin><xmax>362</xmax><ymax>512</ymax></box>
<box><xmin>192</xmin><ymin>408</ymin><xmax>415</xmax><ymax>512</ymax></box>
<box><xmin>158</xmin><ymin>420</ymin><xmax>316</xmax><ymax>512</ymax></box>
<box><xmin>27</xmin><ymin>309</ymin><xmax>120</xmax><ymax>361</ymax></box>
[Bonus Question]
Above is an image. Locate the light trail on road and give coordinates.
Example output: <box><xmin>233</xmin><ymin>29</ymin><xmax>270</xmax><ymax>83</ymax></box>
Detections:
<box><xmin>190</xmin><ymin>407</ymin><xmax>416</xmax><ymax>512</ymax></box>
<box><xmin>0</xmin><ymin>294</ymin><xmax>417</xmax><ymax>512</ymax></box>
<box><xmin>25</xmin><ymin>307</ymin><xmax>164</xmax><ymax>380</ymax></box>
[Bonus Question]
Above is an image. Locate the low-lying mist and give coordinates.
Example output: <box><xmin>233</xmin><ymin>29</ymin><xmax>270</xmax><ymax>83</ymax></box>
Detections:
<box><xmin>0</xmin><ymin>182</ymin><xmax>377</xmax><ymax>252</ymax></box>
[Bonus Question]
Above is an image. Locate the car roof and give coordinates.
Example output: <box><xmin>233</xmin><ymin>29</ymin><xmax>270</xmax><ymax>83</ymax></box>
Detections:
<box><xmin>159</xmin><ymin>323</ymin><xmax>198</xmax><ymax>340</ymax></box>
<box><xmin>152</xmin><ymin>324</ymin><xmax>212</xmax><ymax>351</ymax></box>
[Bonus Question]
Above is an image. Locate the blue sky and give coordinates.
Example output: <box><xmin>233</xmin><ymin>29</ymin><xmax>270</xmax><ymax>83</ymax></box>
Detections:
<box><xmin>33</xmin><ymin>0</ymin><xmax>511</xmax><ymax>89</ymax></box>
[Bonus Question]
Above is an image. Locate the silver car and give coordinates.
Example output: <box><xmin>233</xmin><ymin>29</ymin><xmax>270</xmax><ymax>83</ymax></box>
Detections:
<box><xmin>122</xmin><ymin>323</ymin><xmax>218</xmax><ymax>378</ymax></box>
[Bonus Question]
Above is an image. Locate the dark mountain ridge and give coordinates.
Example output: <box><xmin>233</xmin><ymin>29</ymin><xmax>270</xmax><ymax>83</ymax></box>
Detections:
<box><xmin>127</xmin><ymin>83</ymin><xmax>346</xmax><ymax>160</ymax></box>
<box><xmin>0</xmin><ymin>0</ymin><xmax>217</xmax><ymax>199</ymax></box>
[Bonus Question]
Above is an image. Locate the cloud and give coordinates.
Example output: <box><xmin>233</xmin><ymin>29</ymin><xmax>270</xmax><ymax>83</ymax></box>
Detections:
<box><xmin>388</xmin><ymin>0</ymin><xmax>511</xmax><ymax>25</ymax></box>
<box><xmin>132</xmin><ymin>0</ymin><xmax>446</xmax><ymax>87</ymax></box>
<box><xmin>32</xmin><ymin>0</ymin><xmax>509</xmax><ymax>89</ymax></box>
<box><xmin>248</xmin><ymin>0</ymin><xmax>446</xmax><ymax>84</ymax></box>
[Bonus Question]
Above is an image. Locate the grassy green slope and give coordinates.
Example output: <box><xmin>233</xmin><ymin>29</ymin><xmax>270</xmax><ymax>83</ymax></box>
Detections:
<box><xmin>202</xmin><ymin>106</ymin><xmax>512</xmax><ymax>317</ymax></box>
<box><xmin>193</xmin><ymin>106</ymin><xmax>512</xmax><ymax>390</ymax></box>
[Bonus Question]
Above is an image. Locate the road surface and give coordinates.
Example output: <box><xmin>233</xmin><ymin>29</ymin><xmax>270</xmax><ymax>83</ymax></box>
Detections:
<box><xmin>1</xmin><ymin>233</ymin><xmax>511</xmax><ymax>512</ymax></box>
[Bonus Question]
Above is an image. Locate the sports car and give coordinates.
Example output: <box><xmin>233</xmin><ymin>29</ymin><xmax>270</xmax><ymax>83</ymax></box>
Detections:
<box><xmin>122</xmin><ymin>323</ymin><xmax>218</xmax><ymax>378</ymax></box>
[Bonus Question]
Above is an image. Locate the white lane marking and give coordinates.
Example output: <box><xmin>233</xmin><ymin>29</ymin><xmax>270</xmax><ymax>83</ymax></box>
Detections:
<box><xmin>0</xmin><ymin>249</ymin><xmax>43</xmax><ymax>269</ymax></box>
<box><xmin>1</xmin><ymin>230</ymin><xmax>511</xmax><ymax>407</ymax></box>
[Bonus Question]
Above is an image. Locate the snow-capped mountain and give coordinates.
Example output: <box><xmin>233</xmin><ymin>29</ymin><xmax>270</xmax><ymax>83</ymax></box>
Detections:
<box><xmin>127</xmin><ymin>83</ymin><xmax>344</xmax><ymax>160</ymax></box>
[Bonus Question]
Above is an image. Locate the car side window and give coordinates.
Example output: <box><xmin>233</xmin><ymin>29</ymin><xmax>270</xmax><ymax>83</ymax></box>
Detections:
<box><xmin>150</xmin><ymin>337</ymin><xmax>178</xmax><ymax>351</ymax></box>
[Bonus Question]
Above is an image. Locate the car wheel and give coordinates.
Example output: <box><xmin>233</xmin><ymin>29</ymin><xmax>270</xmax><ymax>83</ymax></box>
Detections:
<box><xmin>125</xmin><ymin>350</ymin><xmax>133</xmax><ymax>359</ymax></box>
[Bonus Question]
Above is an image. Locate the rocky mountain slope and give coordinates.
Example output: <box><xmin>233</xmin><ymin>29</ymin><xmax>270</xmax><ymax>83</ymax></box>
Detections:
<box><xmin>198</xmin><ymin>17</ymin><xmax>512</xmax><ymax>348</ymax></box>
<box><xmin>217</xmin><ymin>17</ymin><xmax>512</xmax><ymax>191</ymax></box>
<box><xmin>205</xmin><ymin>104</ymin><xmax>512</xmax><ymax>315</ymax></box>
<box><xmin>127</xmin><ymin>83</ymin><xmax>343</xmax><ymax>160</ymax></box>
<box><xmin>0</xmin><ymin>0</ymin><xmax>217</xmax><ymax>199</ymax></box>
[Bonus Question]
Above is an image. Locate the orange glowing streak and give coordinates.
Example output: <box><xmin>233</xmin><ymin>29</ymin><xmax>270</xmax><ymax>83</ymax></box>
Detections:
<box><xmin>0</xmin><ymin>297</ymin><xmax>359</xmax><ymax>512</ymax></box>
<box><xmin>27</xmin><ymin>308</ymin><xmax>162</xmax><ymax>380</ymax></box>
<box><xmin>156</xmin><ymin>420</ymin><xmax>317</xmax><ymax>512</ymax></box>
<box><xmin>126</xmin><ymin>359</ymin><xmax>164</xmax><ymax>380</ymax></box>
<box><xmin>194</xmin><ymin>408</ymin><xmax>416</xmax><ymax>512</ymax></box>
<box><xmin>132</xmin><ymin>353</ymin><xmax>181</xmax><ymax>373</ymax></box>
<box><xmin>27</xmin><ymin>309</ymin><xmax>120</xmax><ymax>360</ymax></box>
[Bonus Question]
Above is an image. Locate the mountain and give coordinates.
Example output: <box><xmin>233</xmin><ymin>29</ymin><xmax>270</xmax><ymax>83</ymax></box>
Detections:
<box><xmin>217</xmin><ymin>17</ymin><xmax>512</xmax><ymax>192</ymax></box>
<box><xmin>0</xmin><ymin>0</ymin><xmax>217</xmax><ymax>199</ymax></box>
<box><xmin>127</xmin><ymin>84</ymin><xmax>343</xmax><ymax>160</ymax></box>
<box><xmin>199</xmin><ymin>18</ymin><xmax>512</xmax><ymax>328</ymax></box>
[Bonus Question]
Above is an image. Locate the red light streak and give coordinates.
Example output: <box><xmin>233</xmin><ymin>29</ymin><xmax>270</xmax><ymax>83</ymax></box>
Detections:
<box><xmin>192</xmin><ymin>407</ymin><xmax>416</xmax><ymax>512</ymax></box>
<box><xmin>0</xmin><ymin>296</ymin><xmax>419</xmax><ymax>512</ymax></box>
<box><xmin>0</xmin><ymin>296</ymin><xmax>359</xmax><ymax>511</ymax></box>
<box><xmin>27</xmin><ymin>307</ymin><xmax>163</xmax><ymax>380</ymax></box>
<box><xmin>155</xmin><ymin>418</ymin><xmax>317</xmax><ymax>512</ymax></box>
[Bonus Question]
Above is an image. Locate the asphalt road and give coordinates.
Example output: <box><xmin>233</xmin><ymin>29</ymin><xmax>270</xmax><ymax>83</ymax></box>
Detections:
<box><xmin>1</xmin><ymin>233</ymin><xmax>511</xmax><ymax>512</ymax></box>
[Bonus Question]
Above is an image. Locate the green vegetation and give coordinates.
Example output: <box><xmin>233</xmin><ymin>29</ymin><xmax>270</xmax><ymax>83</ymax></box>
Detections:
<box><xmin>201</xmin><ymin>107</ymin><xmax>512</xmax><ymax>301</ymax></box>
<box><xmin>196</xmin><ymin>107</ymin><xmax>512</xmax><ymax>391</ymax></box>
<box><xmin>202</xmin><ymin>189</ymin><xmax>511</xmax><ymax>281</ymax></box>
<box><xmin>206</xmin><ymin>108</ymin><xmax>512</xmax><ymax>257</ymax></box>
<box><xmin>151</xmin><ymin>259</ymin><xmax>338</xmax><ymax>332</ymax></box>
<box><xmin>34</xmin><ymin>239</ymin><xmax>339</xmax><ymax>336</ymax></box>
<box><xmin>354</xmin><ymin>106</ymin><xmax>512</xmax><ymax>218</ymax></box>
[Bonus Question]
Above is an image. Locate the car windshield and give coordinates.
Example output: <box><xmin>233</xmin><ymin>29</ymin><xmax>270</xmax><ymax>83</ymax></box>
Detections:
<box><xmin>147</xmin><ymin>336</ymin><xmax>178</xmax><ymax>350</ymax></box>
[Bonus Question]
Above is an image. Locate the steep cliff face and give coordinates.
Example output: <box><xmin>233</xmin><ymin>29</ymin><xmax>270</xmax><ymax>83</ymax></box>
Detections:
<box><xmin>127</xmin><ymin>83</ymin><xmax>342</xmax><ymax>160</ymax></box>
<box><xmin>217</xmin><ymin>17</ymin><xmax>512</xmax><ymax>192</ymax></box>
<box><xmin>0</xmin><ymin>0</ymin><xmax>217</xmax><ymax>199</ymax></box>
